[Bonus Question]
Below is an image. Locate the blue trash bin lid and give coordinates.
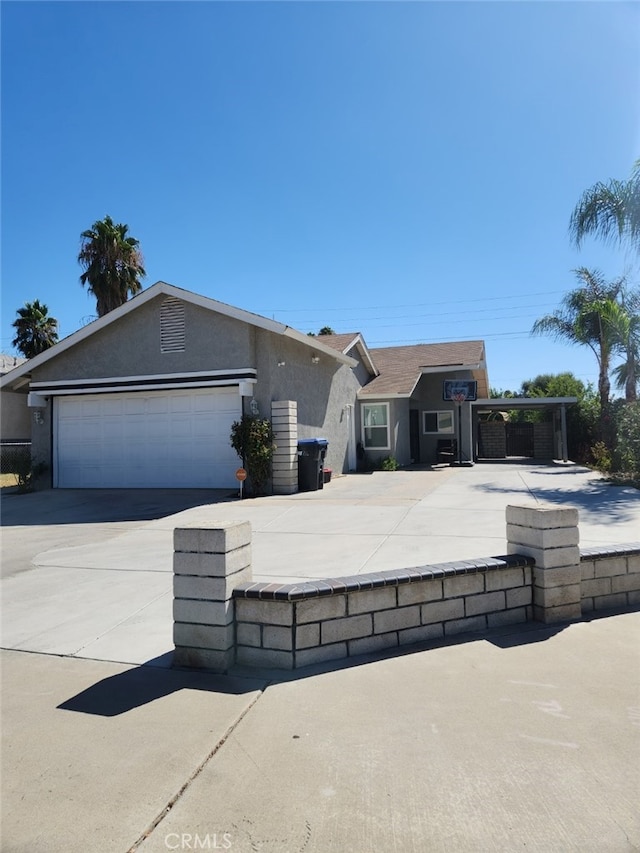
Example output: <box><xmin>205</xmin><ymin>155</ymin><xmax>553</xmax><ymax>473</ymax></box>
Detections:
<box><xmin>297</xmin><ymin>438</ymin><xmax>329</xmax><ymax>448</ymax></box>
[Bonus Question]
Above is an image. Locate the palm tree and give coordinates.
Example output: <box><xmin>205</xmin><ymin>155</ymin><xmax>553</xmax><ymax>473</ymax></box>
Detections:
<box><xmin>12</xmin><ymin>300</ymin><xmax>59</xmax><ymax>358</ymax></box>
<box><xmin>602</xmin><ymin>289</ymin><xmax>640</xmax><ymax>402</ymax></box>
<box><xmin>531</xmin><ymin>268</ymin><xmax>623</xmax><ymax>415</ymax></box>
<box><xmin>569</xmin><ymin>160</ymin><xmax>640</xmax><ymax>254</ymax></box>
<box><xmin>78</xmin><ymin>215</ymin><xmax>146</xmax><ymax>317</ymax></box>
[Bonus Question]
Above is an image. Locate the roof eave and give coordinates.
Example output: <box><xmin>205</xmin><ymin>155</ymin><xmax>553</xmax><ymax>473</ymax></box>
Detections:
<box><xmin>348</xmin><ymin>334</ymin><xmax>379</xmax><ymax>376</ymax></box>
<box><xmin>475</xmin><ymin>397</ymin><xmax>578</xmax><ymax>408</ymax></box>
<box><xmin>357</xmin><ymin>390</ymin><xmax>411</xmax><ymax>399</ymax></box>
<box><xmin>282</xmin><ymin>327</ymin><xmax>357</xmax><ymax>366</ymax></box>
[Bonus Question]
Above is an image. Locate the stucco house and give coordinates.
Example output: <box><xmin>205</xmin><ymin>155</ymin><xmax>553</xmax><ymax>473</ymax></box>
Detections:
<box><xmin>322</xmin><ymin>336</ymin><xmax>488</xmax><ymax>467</ymax></box>
<box><xmin>0</xmin><ymin>354</ymin><xmax>29</xmax><ymax>442</ymax></box>
<box><xmin>0</xmin><ymin>281</ymin><xmax>490</xmax><ymax>489</ymax></box>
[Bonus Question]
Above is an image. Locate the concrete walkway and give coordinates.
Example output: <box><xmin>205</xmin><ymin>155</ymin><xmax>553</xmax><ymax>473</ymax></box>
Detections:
<box><xmin>1</xmin><ymin>461</ymin><xmax>639</xmax><ymax>667</ymax></box>
<box><xmin>2</xmin><ymin>611</ymin><xmax>639</xmax><ymax>852</ymax></box>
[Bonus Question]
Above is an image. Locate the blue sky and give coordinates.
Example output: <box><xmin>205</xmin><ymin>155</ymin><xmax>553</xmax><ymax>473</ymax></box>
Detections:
<box><xmin>2</xmin><ymin>1</ymin><xmax>638</xmax><ymax>394</ymax></box>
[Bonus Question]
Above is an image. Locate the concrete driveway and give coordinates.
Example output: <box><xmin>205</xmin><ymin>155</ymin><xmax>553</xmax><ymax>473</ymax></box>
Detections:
<box><xmin>2</xmin><ymin>461</ymin><xmax>639</xmax><ymax>667</ymax></box>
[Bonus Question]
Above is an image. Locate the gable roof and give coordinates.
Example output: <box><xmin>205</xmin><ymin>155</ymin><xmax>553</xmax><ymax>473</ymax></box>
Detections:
<box><xmin>359</xmin><ymin>340</ymin><xmax>488</xmax><ymax>397</ymax></box>
<box><xmin>0</xmin><ymin>281</ymin><xmax>357</xmax><ymax>389</ymax></box>
<box><xmin>314</xmin><ymin>333</ymin><xmax>378</xmax><ymax>377</ymax></box>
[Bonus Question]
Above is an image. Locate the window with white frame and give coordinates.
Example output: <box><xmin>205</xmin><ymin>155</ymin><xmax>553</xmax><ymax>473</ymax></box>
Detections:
<box><xmin>362</xmin><ymin>402</ymin><xmax>390</xmax><ymax>449</ymax></box>
<box><xmin>422</xmin><ymin>410</ymin><xmax>454</xmax><ymax>434</ymax></box>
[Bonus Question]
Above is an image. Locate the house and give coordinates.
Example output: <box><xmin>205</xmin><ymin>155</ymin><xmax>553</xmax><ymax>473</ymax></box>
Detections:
<box><xmin>0</xmin><ymin>281</ymin><xmax>492</xmax><ymax>489</ymax></box>
<box><xmin>321</xmin><ymin>337</ymin><xmax>488</xmax><ymax>467</ymax></box>
<box><xmin>0</xmin><ymin>354</ymin><xmax>29</xmax><ymax>442</ymax></box>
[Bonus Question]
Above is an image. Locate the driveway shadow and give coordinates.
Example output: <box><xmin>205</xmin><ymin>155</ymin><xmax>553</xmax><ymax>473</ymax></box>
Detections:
<box><xmin>1</xmin><ymin>488</ymin><xmax>236</xmax><ymax>527</ymax></box>
<box><xmin>473</xmin><ymin>474</ymin><xmax>640</xmax><ymax>524</ymax></box>
<box><xmin>57</xmin><ymin>606</ymin><xmax>638</xmax><ymax>717</ymax></box>
<box><xmin>57</xmin><ymin>655</ymin><xmax>265</xmax><ymax>717</ymax></box>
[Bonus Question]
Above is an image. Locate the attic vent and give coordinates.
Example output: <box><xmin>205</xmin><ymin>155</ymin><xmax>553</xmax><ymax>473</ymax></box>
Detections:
<box><xmin>160</xmin><ymin>297</ymin><xmax>185</xmax><ymax>353</ymax></box>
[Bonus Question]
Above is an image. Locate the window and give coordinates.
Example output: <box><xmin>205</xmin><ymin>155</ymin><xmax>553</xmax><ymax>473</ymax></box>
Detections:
<box><xmin>423</xmin><ymin>410</ymin><xmax>454</xmax><ymax>434</ymax></box>
<box><xmin>362</xmin><ymin>403</ymin><xmax>390</xmax><ymax>449</ymax></box>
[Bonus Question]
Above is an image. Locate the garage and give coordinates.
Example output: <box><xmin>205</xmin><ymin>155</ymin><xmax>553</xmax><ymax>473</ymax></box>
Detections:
<box><xmin>54</xmin><ymin>387</ymin><xmax>242</xmax><ymax>488</ymax></box>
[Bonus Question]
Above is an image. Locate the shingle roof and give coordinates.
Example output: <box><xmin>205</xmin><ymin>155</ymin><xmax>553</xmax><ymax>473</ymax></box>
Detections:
<box><xmin>360</xmin><ymin>340</ymin><xmax>487</xmax><ymax>396</ymax></box>
<box><xmin>317</xmin><ymin>333</ymin><xmax>378</xmax><ymax>377</ymax></box>
<box><xmin>315</xmin><ymin>333</ymin><xmax>362</xmax><ymax>353</ymax></box>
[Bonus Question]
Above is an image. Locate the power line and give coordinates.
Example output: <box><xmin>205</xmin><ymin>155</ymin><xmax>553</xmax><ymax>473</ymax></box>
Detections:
<box><xmin>284</xmin><ymin>303</ymin><xmax>561</xmax><ymax>328</ymax></box>
<box><xmin>256</xmin><ymin>288</ymin><xmax>567</xmax><ymax>315</ymax></box>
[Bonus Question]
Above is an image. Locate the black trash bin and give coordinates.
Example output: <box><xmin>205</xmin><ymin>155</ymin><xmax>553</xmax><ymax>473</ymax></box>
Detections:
<box><xmin>297</xmin><ymin>438</ymin><xmax>329</xmax><ymax>492</ymax></box>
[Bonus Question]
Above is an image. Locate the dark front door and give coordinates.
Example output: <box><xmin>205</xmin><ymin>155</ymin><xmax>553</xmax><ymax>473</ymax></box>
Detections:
<box><xmin>409</xmin><ymin>409</ymin><xmax>421</xmax><ymax>463</ymax></box>
<box><xmin>506</xmin><ymin>423</ymin><xmax>534</xmax><ymax>457</ymax></box>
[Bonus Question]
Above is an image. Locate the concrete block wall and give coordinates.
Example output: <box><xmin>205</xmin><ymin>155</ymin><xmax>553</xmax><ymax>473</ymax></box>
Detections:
<box><xmin>271</xmin><ymin>400</ymin><xmax>298</xmax><ymax>495</ymax></box>
<box><xmin>478</xmin><ymin>422</ymin><xmax>506</xmax><ymax>458</ymax></box>
<box><xmin>533</xmin><ymin>422</ymin><xmax>554</xmax><ymax>459</ymax></box>
<box><xmin>233</xmin><ymin>556</ymin><xmax>533</xmax><ymax>671</ymax></box>
<box><xmin>506</xmin><ymin>505</ymin><xmax>581</xmax><ymax>623</ymax></box>
<box><xmin>172</xmin><ymin>509</ymin><xmax>640</xmax><ymax>674</ymax></box>
<box><xmin>173</xmin><ymin>521</ymin><xmax>252</xmax><ymax>671</ymax></box>
<box><xmin>580</xmin><ymin>545</ymin><xmax>640</xmax><ymax>612</ymax></box>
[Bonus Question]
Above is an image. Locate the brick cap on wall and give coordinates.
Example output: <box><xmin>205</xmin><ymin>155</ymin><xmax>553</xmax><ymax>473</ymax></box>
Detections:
<box><xmin>580</xmin><ymin>543</ymin><xmax>640</xmax><ymax>560</ymax></box>
<box><xmin>233</xmin><ymin>554</ymin><xmax>535</xmax><ymax>602</ymax></box>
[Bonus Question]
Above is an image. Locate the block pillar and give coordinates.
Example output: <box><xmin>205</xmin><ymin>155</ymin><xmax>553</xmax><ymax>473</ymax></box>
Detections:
<box><xmin>271</xmin><ymin>400</ymin><xmax>298</xmax><ymax>495</ymax></box>
<box><xmin>506</xmin><ymin>505</ymin><xmax>581</xmax><ymax>624</ymax></box>
<box><xmin>173</xmin><ymin>521</ymin><xmax>252</xmax><ymax>672</ymax></box>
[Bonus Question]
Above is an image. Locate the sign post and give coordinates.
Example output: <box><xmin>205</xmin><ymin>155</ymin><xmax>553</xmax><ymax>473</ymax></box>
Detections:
<box><xmin>235</xmin><ymin>467</ymin><xmax>247</xmax><ymax>499</ymax></box>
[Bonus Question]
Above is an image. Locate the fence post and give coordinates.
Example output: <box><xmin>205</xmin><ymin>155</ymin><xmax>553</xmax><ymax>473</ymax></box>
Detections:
<box><xmin>173</xmin><ymin>521</ymin><xmax>252</xmax><ymax>672</ymax></box>
<box><xmin>506</xmin><ymin>505</ymin><xmax>581</xmax><ymax>624</ymax></box>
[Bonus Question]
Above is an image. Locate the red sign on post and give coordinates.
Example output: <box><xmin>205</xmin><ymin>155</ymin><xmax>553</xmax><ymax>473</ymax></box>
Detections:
<box><xmin>236</xmin><ymin>468</ymin><xmax>247</xmax><ymax>482</ymax></box>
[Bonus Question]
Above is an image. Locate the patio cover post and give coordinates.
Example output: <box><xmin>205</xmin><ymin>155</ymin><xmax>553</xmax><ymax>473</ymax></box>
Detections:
<box><xmin>560</xmin><ymin>404</ymin><xmax>568</xmax><ymax>462</ymax></box>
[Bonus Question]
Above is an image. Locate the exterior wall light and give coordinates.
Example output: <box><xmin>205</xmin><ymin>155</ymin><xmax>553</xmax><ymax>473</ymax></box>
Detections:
<box><xmin>311</xmin><ymin>355</ymin><xmax>320</xmax><ymax>364</ymax></box>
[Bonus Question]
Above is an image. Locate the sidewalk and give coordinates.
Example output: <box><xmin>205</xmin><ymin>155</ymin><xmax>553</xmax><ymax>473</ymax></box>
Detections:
<box><xmin>2</xmin><ymin>611</ymin><xmax>639</xmax><ymax>852</ymax></box>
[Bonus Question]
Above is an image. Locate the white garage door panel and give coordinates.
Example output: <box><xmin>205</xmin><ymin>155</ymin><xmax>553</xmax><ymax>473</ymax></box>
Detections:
<box><xmin>56</xmin><ymin>388</ymin><xmax>242</xmax><ymax>488</ymax></box>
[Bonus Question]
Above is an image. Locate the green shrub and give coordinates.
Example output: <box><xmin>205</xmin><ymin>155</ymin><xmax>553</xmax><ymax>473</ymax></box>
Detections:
<box><xmin>230</xmin><ymin>415</ymin><xmax>275</xmax><ymax>496</ymax></box>
<box><xmin>590</xmin><ymin>441</ymin><xmax>612</xmax><ymax>473</ymax></box>
<box><xmin>612</xmin><ymin>402</ymin><xmax>640</xmax><ymax>474</ymax></box>
<box><xmin>2</xmin><ymin>446</ymin><xmax>47</xmax><ymax>492</ymax></box>
<box><xmin>380</xmin><ymin>456</ymin><xmax>400</xmax><ymax>471</ymax></box>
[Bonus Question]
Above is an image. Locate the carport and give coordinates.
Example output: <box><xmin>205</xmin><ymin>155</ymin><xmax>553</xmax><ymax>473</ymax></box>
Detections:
<box><xmin>472</xmin><ymin>396</ymin><xmax>577</xmax><ymax>462</ymax></box>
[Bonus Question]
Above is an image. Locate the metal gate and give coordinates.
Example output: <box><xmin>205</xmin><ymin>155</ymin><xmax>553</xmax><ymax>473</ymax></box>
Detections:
<box><xmin>506</xmin><ymin>423</ymin><xmax>534</xmax><ymax>457</ymax></box>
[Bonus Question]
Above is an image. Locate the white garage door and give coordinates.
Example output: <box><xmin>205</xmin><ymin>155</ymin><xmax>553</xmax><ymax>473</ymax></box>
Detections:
<box><xmin>55</xmin><ymin>388</ymin><xmax>242</xmax><ymax>488</ymax></box>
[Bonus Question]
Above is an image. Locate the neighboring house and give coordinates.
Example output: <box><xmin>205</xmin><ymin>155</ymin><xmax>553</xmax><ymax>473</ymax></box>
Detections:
<box><xmin>0</xmin><ymin>354</ymin><xmax>29</xmax><ymax>442</ymax></box>
<box><xmin>0</xmin><ymin>281</ymin><xmax>495</xmax><ymax>489</ymax></box>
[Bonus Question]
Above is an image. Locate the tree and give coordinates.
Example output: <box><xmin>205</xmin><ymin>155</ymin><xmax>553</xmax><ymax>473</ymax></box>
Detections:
<box><xmin>569</xmin><ymin>159</ymin><xmax>640</xmax><ymax>254</ymax></box>
<box><xmin>307</xmin><ymin>326</ymin><xmax>337</xmax><ymax>336</ymax></box>
<box><xmin>11</xmin><ymin>300</ymin><xmax>58</xmax><ymax>358</ymax></box>
<box><xmin>601</xmin><ymin>288</ymin><xmax>640</xmax><ymax>402</ymax></box>
<box><xmin>531</xmin><ymin>268</ymin><xmax>623</xmax><ymax>416</ymax></box>
<box><xmin>78</xmin><ymin>215</ymin><xmax>146</xmax><ymax>317</ymax></box>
